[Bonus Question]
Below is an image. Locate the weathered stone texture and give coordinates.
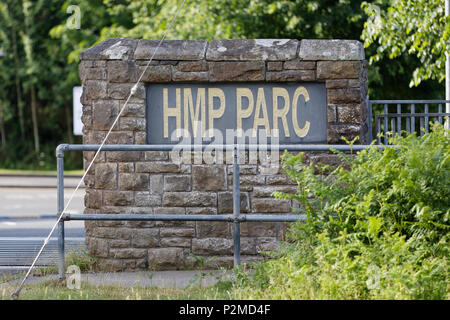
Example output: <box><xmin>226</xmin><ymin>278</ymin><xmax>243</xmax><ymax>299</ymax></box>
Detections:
<box><xmin>134</xmin><ymin>40</ymin><xmax>207</xmax><ymax>60</ymax></box>
<box><xmin>192</xmin><ymin>165</ymin><xmax>226</xmax><ymax>191</ymax></box>
<box><xmin>299</xmin><ymin>40</ymin><xmax>365</xmax><ymax>61</ymax></box>
<box><xmin>80</xmin><ymin>38</ymin><xmax>368</xmax><ymax>270</ymax></box>
<box><xmin>207</xmin><ymin>39</ymin><xmax>298</xmax><ymax>61</ymax></box>
<box><xmin>209</xmin><ymin>62</ymin><xmax>265</xmax><ymax>82</ymax></box>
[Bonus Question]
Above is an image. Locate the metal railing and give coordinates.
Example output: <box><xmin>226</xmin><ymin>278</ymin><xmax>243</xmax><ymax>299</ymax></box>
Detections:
<box><xmin>368</xmin><ymin>100</ymin><xmax>450</xmax><ymax>144</ymax></box>
<box><xmin>55</xmin><ymin>143</ymin><xmax>390</xmax><ymax>280</ymax></box>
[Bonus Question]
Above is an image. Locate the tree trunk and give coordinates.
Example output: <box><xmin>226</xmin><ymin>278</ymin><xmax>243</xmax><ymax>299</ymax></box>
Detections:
<box><xmin>0</xmin><ymin>104</ymin><xmax>6</xmax><ymax>146</ymax></box>
<box><xmin>30</xmin><ymin>84</ymin><xmax>39</xmax><ymax>153</ymax></box>
<box><xmin>9</xmin><ymin>5</ymin><xmax>25</xmax><ymax>141</ymax></box>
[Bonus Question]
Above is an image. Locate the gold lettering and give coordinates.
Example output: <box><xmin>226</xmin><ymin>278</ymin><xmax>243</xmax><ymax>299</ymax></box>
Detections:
<box><xmin>236</xmin><ymin>88</ymin><xmax>254</xmax><ymax>137</ymax></box>
<box><xmin>252</xmin><ymin>88</ymin><xmax>271</xmax><ymax>137</ymax></box>
<box><xmin>208</xmin><ymin>88</ymin><xmax>225</xmax><ymax>137</ymax></box>
<box><xmin>272</xmin><ymin>87</ymin><xmax>290</xmax><ymax>137</ymax></box>
<box><xmin>183</xmin><ymin>88</ymin><xmax>206</xmax><ymax>138</ymax></box>
<box><xmin>292</xmin><ymin>86</ymin><xmax>310</xmax><ymax>138</ymax></box>
<box><xmin>163</xmin><ymin>88</ymin><xmax>181</xmax><ymax>138</ymax></box>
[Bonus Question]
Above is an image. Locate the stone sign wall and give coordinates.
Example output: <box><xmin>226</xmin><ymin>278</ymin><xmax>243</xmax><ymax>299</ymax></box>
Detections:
<box><xmin>79</xmin><ymin>38</ymin><xmax>368</xmax><ymax>271</ymax></box>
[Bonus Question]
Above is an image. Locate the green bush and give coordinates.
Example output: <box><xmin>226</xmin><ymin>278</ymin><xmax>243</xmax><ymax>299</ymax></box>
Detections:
<box><xmin>232</xmin><ymin>125</ymin><xmax>449</xmax><ymax>299</ymax></box>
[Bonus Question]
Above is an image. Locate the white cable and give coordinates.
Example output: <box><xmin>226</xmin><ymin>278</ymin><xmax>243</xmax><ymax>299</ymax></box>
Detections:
<box><xmin>12</xmin><ymin>0</ymin><xmax>187</xmax><ymax>299</ymax></box>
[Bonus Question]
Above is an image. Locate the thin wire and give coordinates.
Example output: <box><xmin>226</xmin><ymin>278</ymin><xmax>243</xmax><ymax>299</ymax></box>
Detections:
<box><xmin>12</xmin><ymin>0</ymin><xmax>187</xmax><ymax>299</ymax></box>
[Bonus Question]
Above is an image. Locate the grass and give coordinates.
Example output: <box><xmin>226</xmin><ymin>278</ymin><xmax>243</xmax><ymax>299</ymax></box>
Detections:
<box><xmin>0</xmin><ymin>169</ymin><xmax>84</xmax><ymax>176</ymax></box>
<box><xmin>1</xmin><ymin>279</ymin><xmax>234</xmax><ymax>300</ymax></box>
<box><xmin>0</xmin><ymin>249</ymin><xmax>235</xmax><ymax>300</ymax></box>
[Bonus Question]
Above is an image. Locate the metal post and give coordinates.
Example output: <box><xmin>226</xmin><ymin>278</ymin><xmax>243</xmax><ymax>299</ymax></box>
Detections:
<box><xmin>446</xmin><ymin>0</ymin><xmax>450</xmax><ymax>130</ymax></box>
<box><xmin>367</xmin><ymin>98</ymin><xmax>373</xmax><ymax>142</ymax></box>
<box><xmin>57</xmin><ymin>153</ymin><xmax>65</xmax><ymax>280</ymax></box>
<box><xmin>232</xmin><ymin>145</ymin><xmax>241</xmax><ymax>267</ymax></box>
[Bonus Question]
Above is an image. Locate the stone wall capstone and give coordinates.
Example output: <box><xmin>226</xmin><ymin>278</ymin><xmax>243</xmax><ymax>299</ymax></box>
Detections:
<box><xmin>80</xmin><ymin>38</ymin><xmax>368</xmax><ymax>271</ymax></box>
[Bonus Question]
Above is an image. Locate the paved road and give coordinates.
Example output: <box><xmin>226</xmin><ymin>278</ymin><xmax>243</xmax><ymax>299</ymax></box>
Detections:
<box><xmin>0</xmin><ymin>187</ymin><xmax>85</xmax><ymax>218</ymax></box>
<box><xmin>0</xmin><ymin>176</ymin><xmax>86</xmax><ymax>269</ymax></box>
<box><xmin>0</xmin><ymin>174</ymin><xmax>83</xmax><ymax>189</ymax></box>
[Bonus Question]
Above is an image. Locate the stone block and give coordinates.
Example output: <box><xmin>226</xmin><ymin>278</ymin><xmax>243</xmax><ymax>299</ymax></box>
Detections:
<box><xmin>135</xmin><ymin>192</ymin><xmax>161</xmax><ymax>207</ymax></box>
<box><xmin>283</xmin><ymin>60</ymin><xmax>316</xmax><ymax>70</ymax></box>
<box><xmin>172</xmin><ymin>71</ymin><xmax>209</xmax><ymax>82</ymax></box>
<box><xmin>81</xmin><ymin>38</ymin><xmax>138</xmax><ymax>60</ymax></box>
<box><xmin>240</xmin><ymin>222</ymin><xmax>278</xmax><ymax>237</ymax></box>
<box><xmin>327</xmin><ymin>88</ymin><xmax>361</xmax><ymax>104</ymax></box>
<box><xmin>325</xmin><ymin>79</ymin><xmax>349</xmax><ymax>89</ymax></box>
<box><xmin>110</xmin><ymin>248</ymin><xmax>147</xmax><ymax>259</ymax></box>
<box><xmin>327</xmin><ymin>104</ymin><xmax>338</xmax><ymax>123</ymax></box>
<box><xmin>266</xmin><ymin>70</ymin><xmax>315</xmax><ymax>82</ymax></box>
<box><xmin>136</xmin><ymin>162</ymin><xmax>180</xmax><ymax>173</ymax></box>
<box><xmin>92</xmin><ymin>100</ymin><xmax>119</xmax><ymax>130</ymax></box>
<box><xmin>95</xmin><ymin>227</ymin><xmax>132</xmax><ymax>240</ymax></box>
<box><xmin>134</xmin><ymin>40</ymin><xmax>207</xmax><ymax>60</ymax></box>
<box><xmin>186</xmin><ymin>207</ymin><xmax>217</xmax><ymax>215</ymax></box>
<box><xmin>299</xmin><ymin>40</ymin><xmax>365</xmax><ymax>61</ymax></box>
<box><xmin>107</xmin><ymin>151</ymin><xmax>142</xmax><ymax>162</ymax></box>
<box><xmin>337</xmin><ymin>104</ymin><xmax>365</xmax><ymax>123</ymax></box>
<box><xmin>327</xmin><ymin>124</ymin><xmax>365</xmax><ymax>144</ymax></box>
<box><xmin>192</xmin><ymin>165</ymin><xmax>226</xmax><ymax>191</ymax></box>
<box><xmin>107</xmin><ymin>60</ymin><xmax>137</xmax><ymax>82</ymax></box>
<box><xmin>86</xmin><ymin>237</ymin><xmax>109</xmax><ymax>258</ymax></box>
<box><xmin>160</xmin><ymin>238</ymin><xmax>191</xmax><ymax>248</ymax></box>
<box><xmin>147</xmin><ymin>248</ymin><xmax>184</xmax><ymax>269</ymax></box>
<box><xmin>119</xmin><ymin>173</ymin><xmax>149</xmax><ymax>190</ymax></box>
<box><xmin>118</xmin><ymin>162</ymin><xmax>134</xmax><ymax>173</ymax></box>
<box><xmin>85</xmin><ymin>80</ymin><xmax>108</xmax><ymax>100</ymax></box>
<box><xmin>150</xmin><ymin>175</ymin><xmax>164</xmax><ymax>194</ymax></box>
<box><xmin>109</xmin><ymin>239</ymin><xmax>130</xmax><ymax>248</ymax></box>
<box><xmin>164</xmin><ymin>175</ymin><xmax>191</xmax><ymax>192</ymax></box>
<box><xmin>176</xmin><ymin>61</ymin><xmax>208</xmax><ymax>72</ymax></box>
<box><xmin>265</xmin><ymin>175</ymin><xmax>289</xmax><ymax>185</ymax></box>
<box><xmin>252</xmin><ymin>198</ymin><xmax>291</xmax><ymax>213</ymax></box>
<box><xmin>131</xmin><ymin>228</ymin><xmax>160</xmax><ymax>247</ymax></box>
<box><xmin>160</xmin><ymin>228</ymin><xmax>195</xmax><ymax>238</ymax></box>
<box><xmin>144</xmin><ymin>151</ymin><xmax>169</xmax><ymax>161</ymax></box>
<box><xmin>217</xmin><ymin>192</ymin><xmax>249</xmax><ymax>213</ymax></box>
<box><xmin>103</xmin><ymin>191</ymin><xmax>134</xmax><ymax>206</ymax></box>
<box><xmin>253</xmin><ymin>186</ymin><xmax>297</xmax><ymax>198</ymax></box>
<box><xmin>137</xmin><ymin>65</ymin><xmax>171</xmax><ymax>82</ymax></box>
<box><xmin>256</xmin><ymin>237</ymin><xmax>279</xmax><ymax>252</ymax></box>
<box><xmin>192</xmin><ymin>238</ymin><xmax>233</xmax><ymax>255</ymax></box>
<box><xmin>317</xmin><ymin>61</ymin><xmax>361</xmax><ymax>79</ymax></box>
<box><xmin>206</xmin><ymin>39</ymin><xmax>298</xmax><ymax>61</ymax></box>
<box><xmin>196</xmin><ymin>221</ymin><xmax>230</xmax><ymax>238</ymax></box>
<box><xmin>163</xmin><ymin>192</ymin><xmax>217</xmax><ymax>207</ymax></box>
<box><xmin>119</xmin><ymin>117</ymin><xmax>146</xmax><ymax>131</ymax></box>
<box><xmin>209</xmin><ymin>61</ymin><xmax>265</xmax><ymax>82</ymax></box>
<box><xmin>85</xmin><ymin>189</ymin><xmax>102</xmax><ymax>209</ymax></box>
<box><xmin>267</xmin><ymin>61</ymin><xmax>283</xmax><ymax>71</ymax></box>
<box><xmin>121</xmin><ymin>103</ymin><xmax>145</xmax><ymax>117</ymax></box>
<box><xmin>94</xmin><ymin>163</ymin><xmax>117</xmax><ymax>189</ymax></box>
<box><xmin>109</xmin><ymin>83</ymin><xmax>145</xmax><ymax>100</ymax></box>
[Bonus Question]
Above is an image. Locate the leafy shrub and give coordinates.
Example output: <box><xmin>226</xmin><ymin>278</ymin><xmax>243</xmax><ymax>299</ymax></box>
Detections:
<box><xmin>232</xmin><ymin>124</ymin><xmax>449</xmax><ymax>299</ymax></box>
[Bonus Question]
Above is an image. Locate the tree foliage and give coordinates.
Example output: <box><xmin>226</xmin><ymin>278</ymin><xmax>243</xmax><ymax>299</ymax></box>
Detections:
<box><xmin>362</xmin><ymin>0</ymin><xmax>450</xmax><ymax>87</ymax></box>
<box><xmin>0</xmin><ymin>0</ymin><xmax>445</xmax><ymax>169</ymax></box>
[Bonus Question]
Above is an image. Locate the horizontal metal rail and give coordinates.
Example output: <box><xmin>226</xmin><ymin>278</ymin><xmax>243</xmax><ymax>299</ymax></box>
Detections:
<box><xmin>57</xmin><ymin>143</ymin><xmax>387</xmax><ymax>155</ymax></box>
<box><xmin>375</xmin><ymin>113</ymin><xmax>450</xmax><ymax>118</ymax></box>
<box><xmin>370</xmin><ymin>100</ymin><xmax>450</xmax><ymax>104</ymax></box>
<box><xmin>55</xmin><ymin>142</ymin><xmax>394</xmax><ymax>279</ymax></box>
<box><xmin>64</xmin><ymin>213</ymin><xmax>306</xmax><ymax>223</ymax></box>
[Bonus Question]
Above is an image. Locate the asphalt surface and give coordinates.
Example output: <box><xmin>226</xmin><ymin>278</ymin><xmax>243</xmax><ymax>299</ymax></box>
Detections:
<box><xmin>0</xmin><ymin>175</ymin><xmax>86</xmax><ymax>271</ymax></box>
